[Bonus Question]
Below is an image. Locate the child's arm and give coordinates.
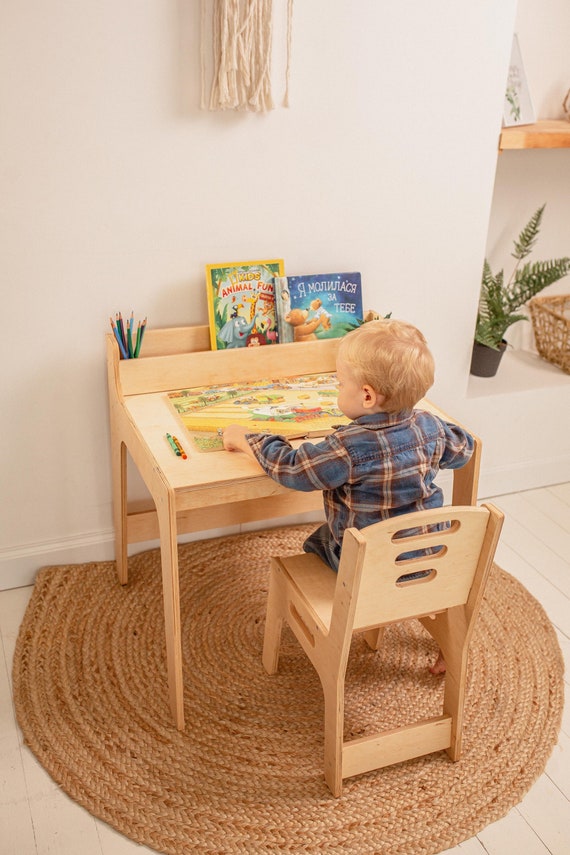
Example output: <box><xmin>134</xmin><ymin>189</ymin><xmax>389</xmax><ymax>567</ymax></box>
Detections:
<box><xmin>440</xmin><ymin>422</ymin><xmax>475</xmax><ymax>468</ymax></box>
<box><xmin>223</xmin><ymin>425</ymin><xmax>350</xmax><ymax>492</ymax></box>
<box><xmin>222</xmin><ymin>425</ymin><xmax>257</xmax><ymax>459</ymax></box>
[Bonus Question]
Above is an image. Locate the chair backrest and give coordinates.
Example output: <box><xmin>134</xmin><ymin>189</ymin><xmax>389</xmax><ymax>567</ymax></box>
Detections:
<box><xmin>335</xmin><ymin>504</ymin><xmax>501</xmax><ymax>633</ymax></box>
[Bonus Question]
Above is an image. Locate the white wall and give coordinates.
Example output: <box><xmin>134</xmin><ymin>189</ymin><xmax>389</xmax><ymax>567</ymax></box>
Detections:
<box><xmin>453</xmin><ymin>0</ymin><xmax>570</xmax><ymax>497</ymax></box>
<box><xmin>5</xmin><ymin>0</ymin><xmax>558</xmax><ymax>590</ymax></box>
<box><xmin>486</xmin><ymin>0</ymin><xmax>570</xmax><ymax>352</ymax></box>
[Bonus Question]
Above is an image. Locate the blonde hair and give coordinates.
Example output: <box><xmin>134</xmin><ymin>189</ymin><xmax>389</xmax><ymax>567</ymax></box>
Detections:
<box><xmin>337</xmin><ymin>319</ymin><xmax>435</xmax><ymax>412</ymax></box>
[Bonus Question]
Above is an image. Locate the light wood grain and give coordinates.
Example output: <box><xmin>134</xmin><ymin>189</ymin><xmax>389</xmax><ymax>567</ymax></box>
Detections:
<box><xmin>107</xmin><ymin>326</ymin><xmax>482</xmax><ymax>731</ymax></box>
<box><xmin>262</xmin><ymin>504</ymin><xmax>503</xmax><ymax>796</ymax></box>
<box><xmin>499</xmin><ymin>120</ymin><xmax>570</xmax><ymax>150</ymax></box>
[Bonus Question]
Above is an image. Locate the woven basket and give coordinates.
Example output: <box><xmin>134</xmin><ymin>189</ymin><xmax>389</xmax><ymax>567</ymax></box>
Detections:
<box><xmin>529</xmin><ymin>294</ymin><xmax>570</xmax><ymax>374</ymax></box>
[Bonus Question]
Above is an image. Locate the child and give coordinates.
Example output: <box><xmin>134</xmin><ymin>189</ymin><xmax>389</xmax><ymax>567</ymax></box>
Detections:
<box><xmin>222</xmin><ymin>319</ymin><xmax>474</xmax><ymax>672</ymax></box>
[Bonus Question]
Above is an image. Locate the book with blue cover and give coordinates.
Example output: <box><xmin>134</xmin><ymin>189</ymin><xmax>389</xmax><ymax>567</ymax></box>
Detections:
<box><xmin>273</xmin><ymin>272</ymin><xmax>363</xmax><ymax>343</ymax></box>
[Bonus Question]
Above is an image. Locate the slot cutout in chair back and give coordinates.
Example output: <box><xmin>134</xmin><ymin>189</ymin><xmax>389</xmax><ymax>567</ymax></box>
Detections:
<box><xmin>391</xmin><ymin>517</ymin><xmax>460</xmax><ymax>546</ymax></box>
<box><xmin>396</xmin><ymin>568</ymin><xmax>437</xmax><ymax>586</ymax></box>
<box><xmin>395</xmin><ymin>544</ymin><xmax>448</xmax><ymax>564</ymax></box>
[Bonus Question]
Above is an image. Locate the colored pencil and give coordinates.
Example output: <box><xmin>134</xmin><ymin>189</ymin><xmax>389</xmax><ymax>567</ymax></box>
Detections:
<box><xmin>110</xmin><ymin>318</ymin><xmax>128</xmax><ymax>359</ymax></box>
<box><xmin>136</xmin><ymin>318</ymin><xmax>147</xmax><ymax>356</ymax></box>
<box><xmin>134</xmin><ymin>321</ymin><xmax>142</xmax><ymax>358</ymax></box>
<box><xmin>117</xmin><ymin>313</ymin><xmax>128</xmax><ymax>354</ymax></box>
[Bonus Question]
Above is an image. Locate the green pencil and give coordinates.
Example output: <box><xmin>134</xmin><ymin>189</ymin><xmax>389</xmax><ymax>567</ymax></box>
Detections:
<box><xmin>134</xmin><ymin>321</ymin><xmax>142</xmax><ymax>358</ymax></box>
<box><xmin>135</xmin><ymin>318</ymin><xmax>147</xmax><ymax>358</ymax></box>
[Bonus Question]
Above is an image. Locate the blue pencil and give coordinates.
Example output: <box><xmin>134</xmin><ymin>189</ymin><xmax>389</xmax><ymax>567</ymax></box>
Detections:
<box><xmin>110</xmin><ymin>318</ymin><xmax>129</xmax><ymax>359</ymax></box>
<box><xmin>117</xmin><ymin>313</ymin><xmax>128</xmax><ymax>352</ymax></box>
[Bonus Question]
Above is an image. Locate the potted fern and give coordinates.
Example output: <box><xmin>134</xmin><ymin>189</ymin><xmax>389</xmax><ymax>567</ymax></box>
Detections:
<box><xmin>471</xmin><ymin>204</ymin><xmax>570</xmax><ymax>376</ymax></box>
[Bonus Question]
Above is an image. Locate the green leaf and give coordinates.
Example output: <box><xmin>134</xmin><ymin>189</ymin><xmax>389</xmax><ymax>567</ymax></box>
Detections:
<box><xmin>476</xmin><ymin>204</ymin><xmax>570</xmax><ymax>349</ymax></box>
<box><xmin>506</xmin><ymin>258</ymin><xmax>570</xmax><ymax>311</ymax></box>
<box><xmin>511</xmin><ymin>204</ymin><xmax>544</xmax><ymax>260</ymax></box>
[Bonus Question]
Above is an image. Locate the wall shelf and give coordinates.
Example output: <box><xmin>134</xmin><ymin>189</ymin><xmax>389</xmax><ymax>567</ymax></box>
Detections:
<box><xmin>499</xmin><ymin>119</ymin><xmax>570</xmax><ymax>150</ymax></box>
<box><xmin>467</xmin><ymin>348</ymin><xmax>570</xmax><ymax>398</ymax></box>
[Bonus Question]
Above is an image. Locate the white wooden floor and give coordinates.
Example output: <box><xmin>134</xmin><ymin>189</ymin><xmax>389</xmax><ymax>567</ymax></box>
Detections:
<box><xmin>1</xmin><ymin>484</ymin><xmax>569</xmax><ymax>855</ymax></box>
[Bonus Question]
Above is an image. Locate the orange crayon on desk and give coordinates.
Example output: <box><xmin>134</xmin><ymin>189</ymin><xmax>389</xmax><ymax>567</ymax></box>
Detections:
<box><xmin>171</xmin><ymin>435</ymin><xmax>188</xmax><ymax>459</ymax></box>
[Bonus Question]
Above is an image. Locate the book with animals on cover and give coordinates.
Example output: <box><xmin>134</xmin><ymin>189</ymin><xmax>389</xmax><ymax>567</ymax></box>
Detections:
<box><xmin>273</xmin><ymin>272</ymin><xmax>363</xmax><ymax>343</ymax></box>
<box><xmin>206</xmin><ymin>259</ymin><xmax>284</xmax><ymax>350</ymax></box>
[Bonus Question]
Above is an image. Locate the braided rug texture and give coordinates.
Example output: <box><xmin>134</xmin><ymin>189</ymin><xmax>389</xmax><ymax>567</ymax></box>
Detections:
<box><xmin>13</xmin><ymin>525</ymin><xmax>564</xmax><ymax>855</ymax></box>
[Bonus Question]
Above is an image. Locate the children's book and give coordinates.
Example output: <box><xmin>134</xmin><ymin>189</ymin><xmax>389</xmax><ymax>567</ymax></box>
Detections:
<box><xmin>206</xmin><ymin>259</ymin><xmax>284</xmax><ymax>350</ymax></box>
<box><xmin>167</xmin><ymin>373</ymin><xmax>350</xmax><ymax>452</ymax></box>
<box><xmin>273</xmin><ymin>272</ymin><xmax>363</xmax><ymax>343</ymax></box>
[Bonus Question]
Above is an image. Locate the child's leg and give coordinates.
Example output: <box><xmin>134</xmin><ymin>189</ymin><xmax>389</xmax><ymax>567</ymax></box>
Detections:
<box><xmin>424</xmin><ymin>614</ymin><xmax>446</xmax><ymax>674</ymax></box>
<box><xmin>303</xmin><ymin>524</ymin><xmax>340</xmax><ymax>571</ymax></box>
<box><xmin>430</xmin><ymin>650</ymin><xmax>446</xmax><ymax>674</ymax></box>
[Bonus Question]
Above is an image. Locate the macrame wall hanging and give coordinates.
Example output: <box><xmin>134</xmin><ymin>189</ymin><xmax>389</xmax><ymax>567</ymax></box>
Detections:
<box><xmin>201</xmin><ymin>0</ymin><xmax>293</xmax><ymax>113</ymax></box>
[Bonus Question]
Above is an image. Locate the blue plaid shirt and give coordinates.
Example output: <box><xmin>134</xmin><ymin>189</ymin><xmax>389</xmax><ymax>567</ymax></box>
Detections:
<box><xmin>247</xmin><ymin>410</ymin><xmax>474</xmax><ymax>567</ymax></box>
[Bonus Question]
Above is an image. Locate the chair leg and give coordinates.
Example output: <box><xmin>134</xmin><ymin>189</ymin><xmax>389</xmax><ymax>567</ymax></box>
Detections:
<box><xmin>322</xmin><ymin>678</ymin><xmax>345</xmax><ymax>798</ymax></box>
<box><xmin>262</xmin><ymin>569</ymin><xmax>284</xmax><ymax>675</ymax></box>
<box><xmin>362</xmin><ymin>627</ymin><xmax>385</xmax><ymax>650</ymax></box>
<box><xmin>442</xmin><ymin>643</ymin><xmax>468</xmax><ymax>760</ymax></box>
<box><xmin>420</xmin><ymin>612</ymin><xmax>469</xmax><ymax>760</ymax></box>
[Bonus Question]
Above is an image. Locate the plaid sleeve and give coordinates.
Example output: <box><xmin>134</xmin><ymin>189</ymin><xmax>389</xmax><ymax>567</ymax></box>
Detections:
<box><xmin>439</xmin><ymin>421</ymin><xmax>475</xmax><ymax>469</ymax></box>
<box><xmin>246</xmin><ymin>433</ymin><xmax>351</xmax><ymax>492</ymax></box>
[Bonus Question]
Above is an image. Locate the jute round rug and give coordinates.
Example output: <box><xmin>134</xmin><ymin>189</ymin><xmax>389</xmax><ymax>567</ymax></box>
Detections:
<box><xmin>13</xmin><ymin>525</ymin><xmax>564</xmax><ymax>855</ymax></box>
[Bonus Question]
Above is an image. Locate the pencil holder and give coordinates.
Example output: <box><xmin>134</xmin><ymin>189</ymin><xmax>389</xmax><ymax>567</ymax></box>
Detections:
<box><xmin>109</xmin><ymin>313</ymin><xmax>147</xmax><ymax>359</ymax></box>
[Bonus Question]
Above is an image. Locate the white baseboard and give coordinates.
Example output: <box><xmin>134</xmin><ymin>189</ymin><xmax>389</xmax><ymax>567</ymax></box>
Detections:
<box><xmin>478</xmin><ymin>455</ymin><xmax>570</xmax><ymax>499</ymax></box>
<box><xmin>0</xmin><ymin>511</ymin><xmax>325</xmax><ymax>592</ymax></box>
<box><xmin>0</xmin><ymin>529</ymin><xmax>118</xmax><ymax>591</ymax></box>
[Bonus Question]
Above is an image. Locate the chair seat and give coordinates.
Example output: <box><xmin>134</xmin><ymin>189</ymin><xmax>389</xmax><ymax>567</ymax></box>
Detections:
<box><xmin>276</xmin><ymin>552</ymin><xmax>337</xmax><ymax>632</ymax></box>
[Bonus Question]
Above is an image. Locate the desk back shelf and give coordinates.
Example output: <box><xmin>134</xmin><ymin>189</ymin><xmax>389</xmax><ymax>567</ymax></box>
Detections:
<box><xmin>113</xmin><ymin>327</ymin><xmax>342</xmax><ymax>396</ymax></box>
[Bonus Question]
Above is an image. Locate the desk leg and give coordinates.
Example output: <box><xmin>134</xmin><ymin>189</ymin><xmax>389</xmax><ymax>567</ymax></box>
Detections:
<box><xmin>156</xmin><ymin>488</ymin><xmax>185</xmax><ymax>731</ymax></box>
<box><xmin>112</xmin><ymin>439</ymin><xmax>129</xmax><ymax>585</ymax></box>
<box><xmin>452</xmin><ymin>435</ymin><xmax>482</xmax><ymax>506</ymax></box>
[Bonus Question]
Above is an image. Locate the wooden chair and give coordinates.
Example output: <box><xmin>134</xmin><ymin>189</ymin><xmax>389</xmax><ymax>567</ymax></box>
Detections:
<box><xmin>262</xmin><ymin>503</ymin><xmax>504</xmax><ymax>797</ymax></box>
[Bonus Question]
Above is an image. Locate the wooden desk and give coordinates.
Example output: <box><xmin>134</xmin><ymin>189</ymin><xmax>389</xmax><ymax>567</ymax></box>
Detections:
<box><xmin>106</xmin><ymin>325</ymin><xmax>481</xmax><ymax>730</ymax></box>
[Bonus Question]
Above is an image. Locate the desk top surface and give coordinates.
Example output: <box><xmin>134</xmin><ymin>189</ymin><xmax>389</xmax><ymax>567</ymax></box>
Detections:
<box><xmin>125</xmin><ymin>391</ymin><xmax>267</xmax><ymax>492</ymax></box>
<box><xmin>110</xmin><ymin>328</ymin><xmax>475</xmax><ymax>506</ymax></box>
<box><xmin>124</xmin><ymin>390</ymin><xmax>451</xmax><ymax>495</ymax></box>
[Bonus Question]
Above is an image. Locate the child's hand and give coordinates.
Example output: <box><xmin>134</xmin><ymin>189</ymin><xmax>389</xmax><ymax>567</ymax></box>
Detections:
<box><xmin>222</xmin><ymin>424</ymin><xmax>253</xmax><ymax>455</ymax></box>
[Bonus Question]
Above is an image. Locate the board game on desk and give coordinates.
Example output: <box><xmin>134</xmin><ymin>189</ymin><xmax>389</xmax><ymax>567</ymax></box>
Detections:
<box><xmin>167</xmin><ymin>373</ymin><xmax>349</xmax><ymax>452</ymax></box>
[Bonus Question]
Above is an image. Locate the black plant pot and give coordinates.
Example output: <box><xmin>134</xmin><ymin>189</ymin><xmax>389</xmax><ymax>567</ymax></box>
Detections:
<box><xmin>470</xmin><ymin>340</ymin><xmax>507</xmax><ymax>378</ymax></box>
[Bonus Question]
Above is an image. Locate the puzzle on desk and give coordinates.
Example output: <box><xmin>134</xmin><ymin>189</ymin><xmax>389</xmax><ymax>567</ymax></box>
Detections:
<box><xmin>167</xmin><ymin>373</ymin><xmax>349</xmax><ymax>451</ymax></box>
